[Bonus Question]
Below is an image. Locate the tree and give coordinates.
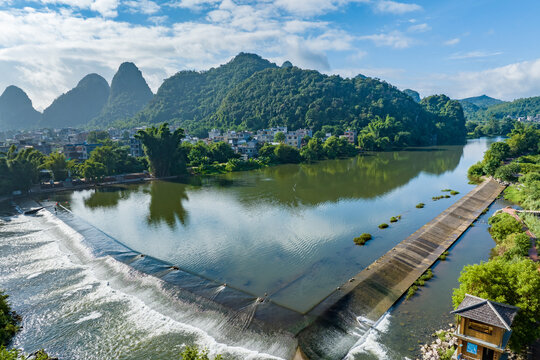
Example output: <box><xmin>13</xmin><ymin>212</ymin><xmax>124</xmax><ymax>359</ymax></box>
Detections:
<box><xmin>452</xmin><ymin>258</ymin><xmax>540</xmax><ymax>352</ymax></box>
<box><xmin>494</xmin><ymin>163</ymin><xmax>520</xmax><ymax>182</ymax></box>
<box><xmin>81</xmin><ymin>160</ymin><xmax>106</xmax><ymax>182</ymax></box>
<box><xmin>0</xmin><ymin>290</ymin><xmax>19</xmax><ymax>346</ymax></box>
<box><xmin>274</xmin><ymin>144</ymin><xmax>301</xmax><ymax>164</ymax></box>
<box><xmin>274</xmin><ymin>131</ymin><xmax>285</xmax><ymax>143</ymax></box>
<box><xmin>300</xmin><ymin>137</ymin><xmax>324</xmax><ymax>162</ymax></box>
<box><xmin>86</xmin><ymin>130</ymin><xmax>110</xmax><ymax>144</ymax></box>
<box><xmin>488</xmin><ymin>213</ymin><xmax>523</xmax><ymax>242</ymax></box>
<box><xmin>40</xmin><ymin>152</ymin><xmax>68</xmax><ymax>181</ymax></box>
<box><xmin>179</xmin><ymin>346</ymin><xmax>222</xmax><ymax>360</ymax></box>
<box><xmin>135</xmin><ymin>124</ymin><xmax>186</xmax><ymax>177</ymax></box>
<box><xmin>1</xmin><ymin>146</ymin><xmax>44</xmax><ymax>193</ymax></box>
<box><xmin>209</xmin><ymin>142</ymin><xmax>236</xmax><ymax>163</ymax></box>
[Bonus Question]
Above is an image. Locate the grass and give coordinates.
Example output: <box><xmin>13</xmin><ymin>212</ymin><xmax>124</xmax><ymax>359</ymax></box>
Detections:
<box><xmin>416</xmin><ymin>203</ymin><xmax>425</xmax><ymax>208</ymax></box>
<box><xmin>441</xmin><ymin>189</ymin><xmax>452</xmax><ymax>192</ymax></box>
<box><xmin>378</xmin><ymin>223</ymin><xmax>389</xmax><ymax>229</ymax></box>
<box><xmin>439</xmin><ymin>251</ymin><xmax>449</xmax><ymax>261</ymax></box>
<box><xmin>450</xmin><ymin>190</ymin><xmax>460</xmax><ymax>195</ymax></box>
<box><xmin>354</xmin><ymin>233</ymin><xmax>372</xmax><ymax>245</ymax></box>
<box><xmin>521</xmin><ymin>213</ymin><xmax>540</xmax><ymax>237</ymax></box>
<box><xmin>406</xmin><ymin>269</ymin><xmax>434</xmax><ymax>300</ymax></box>
<box><xmin>390</xmin><ymin>216</ymin><xmax>398</xmax><ymax>223</ymax></box>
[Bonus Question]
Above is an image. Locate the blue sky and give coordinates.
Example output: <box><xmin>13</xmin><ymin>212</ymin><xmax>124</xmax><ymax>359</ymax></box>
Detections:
<box><xmin>1</xmin><ymin>0</ymin><xmax>540</xmax><ymax>110</ymax></box>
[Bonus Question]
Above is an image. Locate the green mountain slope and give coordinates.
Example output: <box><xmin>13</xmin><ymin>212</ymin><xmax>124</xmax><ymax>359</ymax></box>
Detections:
<box><xmin>131</xmin><ymin>53</ymin><xmax>276</xmax><ymax>131</ymax></box>
<box><xmin>213</xmin><ymin>67</ymin><xmax>464</xmax><ymax>145</ymax></box>
<box><xmin>460</xmin><ymin>95</ymin><xmax>504</xmax><ymax>108</ymax></box>
<box><xmin>90</xmin><ymin>62</ymin><xmax>153</xmax><ymax>128</ymax></box>
<box><xmin>0</xmin><ymin>86</ymin><xmax>41</xmax><ymax>130</ymax></box>
<box><xmin>42</xmin><ymin>74</ymin><xmax>110</xmax><ymax>128</ymax></box>
<box><xmin>483</xmin><ymin>96</ymin><xmax>540</xmax><ymax>119</ymax></box>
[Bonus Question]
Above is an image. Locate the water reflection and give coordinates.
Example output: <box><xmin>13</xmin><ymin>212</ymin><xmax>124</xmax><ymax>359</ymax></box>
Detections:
<box><xmin>145</xmin><ymin>180</ymin><xmax>189</xmax><ymax>228</ymax></box>
<box><xmin>205</xmin><ymin>145</ymin><xmax>464</xmax><ymax>207</ymax></box>
<box><xmin>83</xmin><ymin>186</ymin><xmax>131</xmax><ymax>209</ymax></box>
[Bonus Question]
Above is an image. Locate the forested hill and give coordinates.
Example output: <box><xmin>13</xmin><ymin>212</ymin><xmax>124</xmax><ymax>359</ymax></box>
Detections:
<box><xmin>42</xmin><ymin>74</ymin><xmax>110</xmax><ymax>128</ymax></box>
<box><xmin>131</xmin><ymin>53</ymin><xmax>277</xmax><ymax>129</ymax></box>
<box><xmin>0</xmin><ymin>86</ymin><xmax>41</xmax><ymax>130</ymax></box>
<box><xmin>90</xmin><ymin>62</ymin><xmax>153</xmax><ymax>128</ymax></box>
<box><xmin>461</xmin><ymin>95</ymin><xmax>540</xmax><ymax>122</ymax></box>
<box><xmin>460</xmin><ymin>95</ymin><xmax>504</xmax><ymax>108</ymax></box>
<box><xmin>127</xmin><ymin>53</ymin><xmax>466</xmax><ymax>146</ymax></box>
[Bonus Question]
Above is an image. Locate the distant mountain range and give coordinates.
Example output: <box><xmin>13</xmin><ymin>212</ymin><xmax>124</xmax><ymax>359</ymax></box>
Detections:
<box><xmin>458</xmin><ymin>94</ymin><xmax>540</xmax><ymax>122</ymax></box>
<box><xmin>1</xmin><ymin>53</ymin><xmax>470</xmax><ymax>147</ymax></box>
<box><xmin>0</xmin><ymin>62</ymin><xmax>152</xmax><ymax>130</ymax></box>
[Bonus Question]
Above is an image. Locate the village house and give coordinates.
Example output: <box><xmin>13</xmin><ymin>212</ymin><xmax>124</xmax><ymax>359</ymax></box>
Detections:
<box><xmin>451</xmin><ymin>294</ymin><xmax>519</xmax><ymax>360</ymax></box>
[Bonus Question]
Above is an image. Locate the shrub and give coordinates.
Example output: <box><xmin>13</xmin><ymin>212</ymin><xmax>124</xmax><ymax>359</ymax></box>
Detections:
<box><xmin>488</xmin><ymin>213</ymin><xmax>523</xmax><ymax>242</ymax></box>
<box><xmin>416</xmin><ymin>203</ymin><xmax>425</xmax><ymax>208</ymax></box>
<box><xmin>406</xmin><ymin>285</ymin><xmax>418</xmax><ymax>299</ymax></box>
<box><xmin>354</xmin><ymin>233</ymin><xmax>372</xmax><ymax>245</ymax></box>
<box><xmin>390</xmin><ymin>216</ymin><xmax>398</xmax><ymax>223</ymax></box>
<box><xmin>450</xmin><ymin>190</ymin><xmax>459</xmax><ymax>195</ymax></box>
<box><xmin>378</xmin><ymin>223</ymin><xmax>389</xmax><ymax>229</ymax></box>
<box><xmin>0</xmin><ymin>291</ymin><xmax>19</xmax><ymax>346</ymax></box>
<box><xmin>468</xmin><ymin>162</ymin><xmax>485</xmax><ymax>182</ymax></box>
<box><xmin>494</xmin><ymin>163</ymin><xmax>521</xmax><ymax>183</ymax></box>
<box><xmin>439</xmin><ymin>251</ymin><xmax>449</xmax><ymax>261</ymax></box>
<box><xmin>180</xmin><ymin>346</ymin><xmax>222</xmax><ymax>360</ymax></box>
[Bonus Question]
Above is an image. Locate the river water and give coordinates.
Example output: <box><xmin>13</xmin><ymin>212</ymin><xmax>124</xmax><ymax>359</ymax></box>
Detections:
<box><xmin>0</xmin><ymin>138</ymin><xmax>504</xmax><ymax>359</ymax></box>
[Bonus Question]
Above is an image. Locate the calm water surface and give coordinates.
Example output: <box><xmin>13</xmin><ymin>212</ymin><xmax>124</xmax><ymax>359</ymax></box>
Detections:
<box><xmin>0</xmin><ymin>138</ymin><xmax>503</xmax><ymax>359</ymax></box>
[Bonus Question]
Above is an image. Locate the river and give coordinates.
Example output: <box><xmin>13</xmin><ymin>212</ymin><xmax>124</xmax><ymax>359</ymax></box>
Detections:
<box><xmin>0</xmin><ymin>138</ymin><xmax>505</xmax><ymax>359</ymax></box>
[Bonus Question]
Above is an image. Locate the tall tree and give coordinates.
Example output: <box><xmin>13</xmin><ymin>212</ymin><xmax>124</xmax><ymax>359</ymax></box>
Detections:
<box><xmin>135</xmin><ymin>124</ymin><xmax>186</xmax><ymax>177</ymax></box>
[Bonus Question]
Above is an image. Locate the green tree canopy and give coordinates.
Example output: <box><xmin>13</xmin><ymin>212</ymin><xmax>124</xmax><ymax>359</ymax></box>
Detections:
<box><xmin>135</xmin><ymin>123</ymin><xmax>186</xmax><ymax>177</ymax></box>
<box><xmin>452</xmin><ymin>258</ymin><xmax>540</xmax><ymax>352</ymax></box>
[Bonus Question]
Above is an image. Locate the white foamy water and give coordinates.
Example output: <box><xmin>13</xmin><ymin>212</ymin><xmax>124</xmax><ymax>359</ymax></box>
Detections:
<box><xmin>345</xmin><ymin>312</ymin><xmax>393</xmax><ymax>360</ymax></box>
<box><xmin>0</xmin><ymin>208</ymin><xmax>292</xmax><ymax>360</ymax></box>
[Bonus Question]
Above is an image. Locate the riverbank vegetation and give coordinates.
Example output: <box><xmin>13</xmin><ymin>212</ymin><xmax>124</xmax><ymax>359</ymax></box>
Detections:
<box><xmin>0</xmin><ymin>291</ymin><xmax>18</xmax><ymax>347</ymax></box>
<box><xmin>406</xmin><ymin>269</ymin><xmax>433</xmax><ymax>299</ymax></box>
<box><xmin>180</xmin><ymin>346</ymin><xmax>222</xmax><ymax>360</ymax></box>
<box><xmin>457</xmin><ymin>130</ymin><xmax>540</xmax><ymax>353</ymax></box>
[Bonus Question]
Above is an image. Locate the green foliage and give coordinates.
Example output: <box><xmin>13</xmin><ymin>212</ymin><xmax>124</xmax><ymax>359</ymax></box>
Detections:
<box><xmin>416</xmin><ymin>203</ymin><xmax>425</xmax><ymax>208</ymax></box>
<box><xmin>135</xmin><ymin>123</ymin><xmax>186</xmax><ymax>177</ymax></box>
<box><xmin>467</xmin><ymin>162</ymin><xmax>485</xmax><ymax>182</ymax></box>
<box><xmin>86</xmin><ymin>130</ymin><xmax>110</xmax><ymax>143</ymax></box>
<box><xmin>274</xmin><ymin>144</ymin><xmax>301</xmax><ymax>164</ymax></box>
<box><xmin>452</xmin><ymin>258</ymin><xmax>540</xmax><ymax>352</ymax></box>
<box><xmin>274</xmin><ymin>131</ymin><xmax>285</xmax><ymax>142</ymax></box>
<box><xmin>300</xmin><ymin>137</ymin><xmax>324</xmax><ymax>163</ymax></box>
<box><xmin>420</xmin><ymin>95</ymin><xmax>467</xmax><ymax>144</ymax></box>
<box><xmin>353</xmin><ymin>233</ymin><xmax>372</xmax><ymax>245</ymax></box>
<box><xmin>0</xmin><ymin>291</ymin><xmax>19</xmax><ymax>347</ymax></box>
<box><xmin>323</xmin><ymin>136</ymin><xmax>357</xmax><ymax>159</ymax></box>
<box><xmin>0</xmin><ymin>347</ymin><xmax>55</xmax><ymax>360</ymax></box>
<box><xmin>132</xmin><ymin>53</ymin><xmax>276</xmax><ymax>134</ymax></box>
<box><xmin>91</xmin><ymin>62</ymin><xmax>153</xmax><ymax>127</ymax></box>
<box><xmin>439</xmin><ymin>251</ymin><xmax>449</xmax><ymax>260</ymax></box>
<box><xmin>495</xmin><ymin>232</ymin><xmax>531</xmax><ymax>260</ymax></box>
<box><xmin>378</xmin><ymin>223</ymin><xmax>389</xmax><ymax>229</ymax></box>
<box><xmin>406</xmin><ymin>285</ymin><xmax>418</xmax><ymax>299</ymax></box>
<box><xmin>450</xmin><ymin>190</ymin><xmax>459</xmax><ymax>195</ymax></box>
<box><xmin>390</xmin><ymin>216</ymin><xmax>398</xmax><ymax>223</ymax></box>
<box><xmin>179</xmin><ymin>346</ymin><xmax>222</xmax><ymax>360</ymax></box>
<box><xmin>494</xmin><ymin>163</ymin><xmax>520</xmax><ymax>182</ymax></box>
<box><xmin>488</xmin><ymin>213</ymin><xmax>523</xmax><ymax>242</ymax></box>
<box><xmin>224</xmin><ymin>158</ymin><xmax>263</xmax><ymax>172</ymax></box>
<box><xmin>40</xmin><ymin>152</ymin><xmax>68</xmax><ymax>181</ymax></box>
<box><xmin>0</xmin><ymin>145</ymin><xmax>44</xmax><ymax>196</ymax></box>
<box><xmin>80</xmin><ymin>160</ymin><xmax>107</xmax><ymax>182</ymax></box>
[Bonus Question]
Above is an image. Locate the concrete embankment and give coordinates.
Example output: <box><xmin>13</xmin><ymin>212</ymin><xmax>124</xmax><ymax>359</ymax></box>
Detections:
<box><xmin>296</xmin><ymin>178</ymin><xmax>506</xmax><ymax>359</ymax></box>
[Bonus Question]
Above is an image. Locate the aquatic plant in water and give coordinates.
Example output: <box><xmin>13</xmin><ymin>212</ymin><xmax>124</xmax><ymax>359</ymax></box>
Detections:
<box><xmin>354</xmin><ymin>233</ymin><xmax>372</xmax><ymax>245</ymax></box>
<box><xmin>378</xmin><ymin>223</ymin><xmax>389</xmax><ymax>229</ymax></box>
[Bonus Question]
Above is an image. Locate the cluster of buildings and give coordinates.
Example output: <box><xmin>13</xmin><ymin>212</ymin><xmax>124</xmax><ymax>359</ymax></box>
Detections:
<box><xmin>516</xmin><ymin>114</ymin><xmax>540</xmax><ymax>123</ymax></box>
<box><xmin>1</xmin><ymin>125</ymin><xmax>358</xmax><ymax>162</ymax></box>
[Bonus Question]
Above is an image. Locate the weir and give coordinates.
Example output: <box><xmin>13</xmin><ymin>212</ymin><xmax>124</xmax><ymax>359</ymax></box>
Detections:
<box><xmin>294</xmin><ymin>178</ymin><xmax>506</xmax><ymax>359</ymax></box>
<box><xmin>25</xmin><ymin>177</ymin><xmax>506</xmax><ymax>359</ymax></box>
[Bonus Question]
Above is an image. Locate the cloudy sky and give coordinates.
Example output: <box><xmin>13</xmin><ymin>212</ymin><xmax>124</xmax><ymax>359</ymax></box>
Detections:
<box><xmin>1</xmin><ymin>0</ymin><xmax>540</xmax><ymax>110</ymax></box>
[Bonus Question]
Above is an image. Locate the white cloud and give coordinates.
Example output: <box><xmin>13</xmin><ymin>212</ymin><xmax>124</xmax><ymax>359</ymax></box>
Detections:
<box><xmin>444</xmin><ymin>37</ymin><xmax>460</xmax><ymax>46</ymax></box>
<box><xmin>124</xmin><ymin>0</ymin><xmax>160</xmax><ymax>15</ymax></box>
<box><xmin>0</xmin><ymin>5</ymin><xmax>357</xmax><ymax>109</ymax></box>
<box><xmin>374</xmin><ymin>0</ymin><xmax>421</xmax><ymax>14</ymax></box>
<box><xmin>170</xmin><ymin>0</ymin><xmax>220</xmax><ymax>11</ymax></box>
<box><xmin>449</xmin><ymin>51</ymin><xmax>502</xmax><ymax>60</ymax></box>
<box><xmin>417</xmin><ymin>58</ymin><xmax>540</xmax><ymax>101</ymax></box>
<box><xmin>407</xmin><ymin>22</ymin><xmax>429</xmax><ymax>33</ymax></box>
<box><xmin>36</xmin><ymin>0</ymin><xmax>118</xmax><ymax>17</ymax></box>
<box><xmin>359</xmin><ymin>30</ymin><xmax>414</xmax><ymax>48</ymax></box>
